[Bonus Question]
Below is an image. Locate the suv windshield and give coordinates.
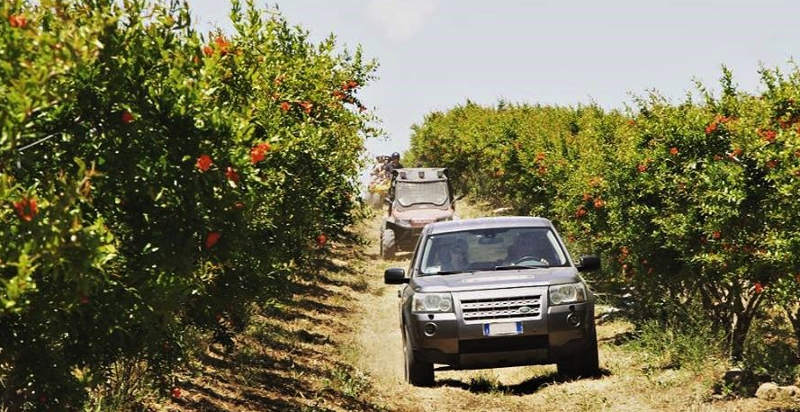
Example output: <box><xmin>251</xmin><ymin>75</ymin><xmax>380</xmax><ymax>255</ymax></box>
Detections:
<box><xmin>419</xmin><ymin>227</ymin><xmax>568</xmax><ymax>275</ymax></box>
<box><xmin>395</xmin><ymin>181</ymin><xmax>449</xmax><ymax>207</ymax></box>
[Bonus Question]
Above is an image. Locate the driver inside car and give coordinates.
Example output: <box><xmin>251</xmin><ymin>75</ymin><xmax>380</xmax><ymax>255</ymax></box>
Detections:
<box><xmin>506</xmin><ymin>231</ymin><xmax>557</xmax><ymax>266</ymax></box>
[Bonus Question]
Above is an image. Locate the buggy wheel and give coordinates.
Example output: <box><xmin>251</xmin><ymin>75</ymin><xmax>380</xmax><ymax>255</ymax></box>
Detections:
<box><xmin>381</xmin><ymin>228</ymin><xmax>396</xmax><ymax>259</ymax></box>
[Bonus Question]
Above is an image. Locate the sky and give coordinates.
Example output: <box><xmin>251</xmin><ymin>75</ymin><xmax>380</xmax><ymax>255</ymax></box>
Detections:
<box><xmin>187</xmin><ymin>0</ymin><xmax>800</xmax><ymax>157</ymax></box>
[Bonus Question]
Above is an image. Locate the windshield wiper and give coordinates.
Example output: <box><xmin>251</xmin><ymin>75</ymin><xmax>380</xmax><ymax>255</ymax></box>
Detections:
<box><xmin>493</xmin><ymin>265</ymin><xmax>548</xmax><ymax>271</ymax></box>
<box><xmin>427</xmin><ymin>270</ymin><xmax>471</xmax><ymax>276</ymax></box>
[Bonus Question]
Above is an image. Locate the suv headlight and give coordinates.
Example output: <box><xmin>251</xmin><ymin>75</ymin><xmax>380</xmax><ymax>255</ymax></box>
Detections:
<box><xmin>549</xmin><ymin>283</ymin><xmax>586</xmax><ymax>305</ymax></box>
<box><xmin>412</xmin><ymin>293</ymin><xmax>453</xmax><ymax>313</ymax></box>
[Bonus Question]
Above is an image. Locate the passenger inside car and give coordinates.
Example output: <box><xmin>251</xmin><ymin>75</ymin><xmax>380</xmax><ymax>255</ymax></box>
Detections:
<box><xmin>426</xmin><ymin>238</ymin><xmax>469</xmax><ymax>273</ymax></box>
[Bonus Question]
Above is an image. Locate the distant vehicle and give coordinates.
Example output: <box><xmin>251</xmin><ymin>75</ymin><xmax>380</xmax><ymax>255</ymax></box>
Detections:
<box><xmin>380</xmin><ymin>168</ymin><xmax>456</xmax><ymax>259</ymax></box>
<box><xmin>384</xmin><ymin>216</ymin><xmax>601</xmax><ymax>386</ymax></box>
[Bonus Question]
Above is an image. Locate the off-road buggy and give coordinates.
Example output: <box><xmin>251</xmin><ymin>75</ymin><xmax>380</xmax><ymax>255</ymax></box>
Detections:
<box><xmin>380</xmin><ymin>168</ymin><xmax>456</xmax><ymax>258</ymax></box>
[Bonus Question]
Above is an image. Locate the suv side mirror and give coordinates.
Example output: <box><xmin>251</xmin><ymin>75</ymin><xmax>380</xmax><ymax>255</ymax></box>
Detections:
<box><xmin>384</xmin><ymin>268</ymin><xmax>408</xmax><ymax>284</ymax></box>
<box><xmin>577</xmin><ymin>255</ymin><xmax>600</xmax><ymax>272</ymax></box>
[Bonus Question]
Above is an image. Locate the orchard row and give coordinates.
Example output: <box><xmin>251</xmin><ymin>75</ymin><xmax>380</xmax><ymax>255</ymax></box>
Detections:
<box><xmin>0</xmin><ymin>0</ymin><xmax>375</xmax><ymax>408</ymax></box>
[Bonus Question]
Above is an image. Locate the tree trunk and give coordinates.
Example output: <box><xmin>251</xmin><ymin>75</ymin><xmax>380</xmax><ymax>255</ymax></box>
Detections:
<box><xmin>786</xmin><ymin>305</ymin><xmax>800</xmax><ymax>361</ymax></box>
<box><xmin>729</xmin><ymin>291</ymin><xmax>763</xmax><ymax>362</ymax></box>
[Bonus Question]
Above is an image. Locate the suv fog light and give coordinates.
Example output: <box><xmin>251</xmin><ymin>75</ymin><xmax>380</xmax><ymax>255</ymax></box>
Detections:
<box><xmin>566</xmin><ymin>313</ymin><xmax>581</xmax><ymax>328</ymax></box>
<box><xmin>423</xmin><ymin>322</ymin><xmax>438</xmax><ymax>336</ymax></box>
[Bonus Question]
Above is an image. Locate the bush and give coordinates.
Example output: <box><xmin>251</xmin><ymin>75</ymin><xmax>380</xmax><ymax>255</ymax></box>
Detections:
<box><xmin>0</xmin><ymin>0</ymin><xmax>376</xmax><ymax>408</ymax></box>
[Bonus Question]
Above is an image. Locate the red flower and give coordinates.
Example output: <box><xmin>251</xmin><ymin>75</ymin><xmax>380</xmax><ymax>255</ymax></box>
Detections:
<box><xmin>234</xmin><ymin>201</ymin><xmax>245</xmax><ymax>210</ymax></box>
<box><xmin>637</xmin><ymin>163</ymin><xmax>647</xmax><ymax>173</ymax></box>
<box><xmin>766</xmin><ymin>159</ymin><xmax>778</xmax><ymax>169</ymax></box>
<box><xmin>171</xmin><ymin>387</ymin><xmax>182</xmax><ymax>399</ymax></box>
<box><xmin>205</xmin><ymin>231</ymin><xmax>221</xmax><ymax>249</ymax></box>
<box><xmin>627</xmin><ymin>119</ymin><xmax>636</xmax><ymax>126</ymax></box>
<box><xmin>250</xmin><ymin>142</ymin><xmax>270</xmax><ymax>164</ymax></box>
<box><xmin>593</xmin><ymin>198</ymin><xmax>605</xmax><ymax>209</ymax></box>
<box><xmin>582</xmin><ymin>193</ymin><xmax>591</xmax><ymax>202</ymax></box>
<box><xmin>121</xmin><ymin>111</ymin><xmax>134</xmax><ymax>124</ymax></box>
<box><xmin>316</xmin><ymin>233</ymin><xmax>327</xmax><ymax>247</ymax></box>
<box><xmin>729</xmin><ymin>147</ymin><xmax>743</xmax><ymax>159</ymax></box>
<box><xmin>225</xmin><ymin>167</ymin><xmax>239</xmax><ymax>183</ymax></box>
<box><xmin>196</xmin><ymin>154</ymin><xmax>212</xmax><ymax>172</ymax></box>
<box><xmin>753</xmin><ymin>282</ymin><xmax>764</xmax><ymax>294</ymax></box>
<box><xmin>345</xmin><ymin>80</ymin><xmax>359</xmax><ymax>90</ymax></box>
<box><xmin>8</xmin><ymin>14</ymin><xmax>26</xmax><ymax>28</ymax></box>
<box><xmin>214</xmin><ymin>36</ymin><xmax>230</xmax><ymax>54</ymax></box>
<box><xmin>713</xmin><ymin>154</ymin><xmax>723</xmax><ymax>161</ymax></box>
<box><xmin>575</xmin><ymin>207</ymin><xmax>587</xmax><ymax>218</ymax></box>
<box><xmin>280</xmin><ymin>101</ymin><xmax>290</xmax><ymax>112</ymax></box>
<box><xmin>535</xmin><ymin>152</ymin><xmax>546</xmax><ymax>162</ymax></box>
<box><xmin>669</xmin><ymin>147</ymin><xmax>679</xmax><ymax>156</ymax></box>
<box><xmin>712</xmin><ymin>231</ymin><xmax>721</xmax><ymax>240</ymax></box>
<box><xmin>203</xmin><ymin>45</ymin><xmax>213</xmax><ymax>57</ymax></box>
<box><xmin>758</xmin><ymin>129</ymin><xmax>777</xmax><ymax>143</ymax></box>
<box><xmin>705</xmin><ymin>121</ymin><xmax>717</xmax><ymax>135</ymax></box>
<box><xmin>332</xmin><ymin>90</ymin><xmax>345</xmax><ymax>100</ymax></box>
<box><xmin>299</xmin><ymin>101</ymin><xmax>313</xmax><ymax>114</ymax></box>
<box><xmin>13</xmin><ymin>197</ymin><xmax>38</xmax><ymax>222</ymax></box>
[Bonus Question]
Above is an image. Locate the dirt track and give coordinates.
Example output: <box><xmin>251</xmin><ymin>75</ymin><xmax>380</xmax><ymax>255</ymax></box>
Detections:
<box><xmin>342</xmin><ymin>206</ymin><xmax>796</xmax><ymax>412</ymax></box>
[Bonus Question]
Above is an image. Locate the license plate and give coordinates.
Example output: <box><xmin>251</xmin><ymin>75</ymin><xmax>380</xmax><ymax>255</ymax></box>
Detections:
<box><xmin>483</xmin><ymin>322</ymin><xmax>522</xmax><ymax>336</ymax></box>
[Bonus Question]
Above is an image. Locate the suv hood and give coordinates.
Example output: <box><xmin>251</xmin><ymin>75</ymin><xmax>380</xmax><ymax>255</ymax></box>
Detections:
<box><xmin>411</xmin><ymin>267</ymin><xmax>581</xmax><ymax>293</ymax></box>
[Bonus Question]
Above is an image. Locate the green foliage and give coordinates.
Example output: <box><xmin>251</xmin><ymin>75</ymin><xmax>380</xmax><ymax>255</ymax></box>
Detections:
<box><xmin>408</xmin><ymin>67</ymin><xmax>800</xmax><ymax>366</ymax></box>
<box><xmin>0</xmin><ymin>0</ymin><xmax>375</xmax><ymax>408</ymax></box>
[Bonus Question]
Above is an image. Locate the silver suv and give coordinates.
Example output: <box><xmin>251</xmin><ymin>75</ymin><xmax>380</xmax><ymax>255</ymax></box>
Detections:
<box><xmin>384</xmin><ymin>217</ymin><xmax>601</xmax><ymax>386</ymax></box>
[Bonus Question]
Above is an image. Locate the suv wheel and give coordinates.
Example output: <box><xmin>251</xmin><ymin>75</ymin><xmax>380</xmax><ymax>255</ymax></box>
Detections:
<box><xmin>403</xmin><ymin>326</ymin><xmax>433</xmax><ymax>387</ymax></box>
<box><xmin>557</xmin><ymin>325</ymin><xmax>600</xmax><ymax>378</ymax></box>
<box><xmin>381</xmin><ymin>227</ymin><xmax>396</xmax><ymax>259</ymax></box>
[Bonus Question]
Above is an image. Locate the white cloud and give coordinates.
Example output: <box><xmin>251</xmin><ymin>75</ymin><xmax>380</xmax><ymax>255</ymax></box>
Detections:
<box><xmin>367</xmin><ymin>0</ymin><xmax>438</xmax><ymax>42</ymax></box>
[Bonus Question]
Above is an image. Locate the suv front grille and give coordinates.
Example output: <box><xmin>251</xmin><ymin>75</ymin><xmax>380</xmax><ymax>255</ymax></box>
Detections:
<box><xmin>459</xmin><ymin>295</ymin><xmax>542</xmax><ymax>321</ymax></box>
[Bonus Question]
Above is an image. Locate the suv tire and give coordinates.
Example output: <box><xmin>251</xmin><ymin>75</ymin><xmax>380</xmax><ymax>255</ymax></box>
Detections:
<box><xmin>403</xmin><ymin>326</ymin><xmax>434</xmax><ymax>387</ymax></box>
<box><xmin>557</xmin><ymin>325</ymin><xmax>599</xmax><ymax>378</ymax></box>
<box><xmin>381</xmin><ymin>227</ymin><xmax>396</xmax><ymax>259</ymax></box>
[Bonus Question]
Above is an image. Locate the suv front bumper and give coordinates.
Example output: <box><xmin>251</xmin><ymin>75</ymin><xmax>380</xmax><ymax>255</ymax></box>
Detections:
<box><xmin>405</xmin><ymin>288</ymin><xmax>594</xmax><ymax>369</ymax></box>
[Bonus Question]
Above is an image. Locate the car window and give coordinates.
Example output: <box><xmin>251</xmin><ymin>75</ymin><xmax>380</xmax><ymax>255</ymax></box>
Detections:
<box><xmin>395</xmin><ymin>181</ymin><xmax>448</xmax><ymax>207</ymax></box>
<box><xmin>419</xmin><ymin>227</ymin><xmax>568</xmax><ymax>275</ymax></box>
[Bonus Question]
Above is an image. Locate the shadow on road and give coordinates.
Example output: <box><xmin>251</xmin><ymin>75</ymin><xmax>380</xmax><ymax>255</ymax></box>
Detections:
<box><xmin>436</xmin><ymin>368</ymin><xmax>611</xmax><ymax>396</ymax></box>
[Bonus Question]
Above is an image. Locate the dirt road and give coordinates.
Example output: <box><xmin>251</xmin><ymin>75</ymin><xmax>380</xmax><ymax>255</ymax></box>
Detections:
<box><xmin>342</xmin><ymin>206</ymin><xmax>792</xmax><ymax>412</ymax></box>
